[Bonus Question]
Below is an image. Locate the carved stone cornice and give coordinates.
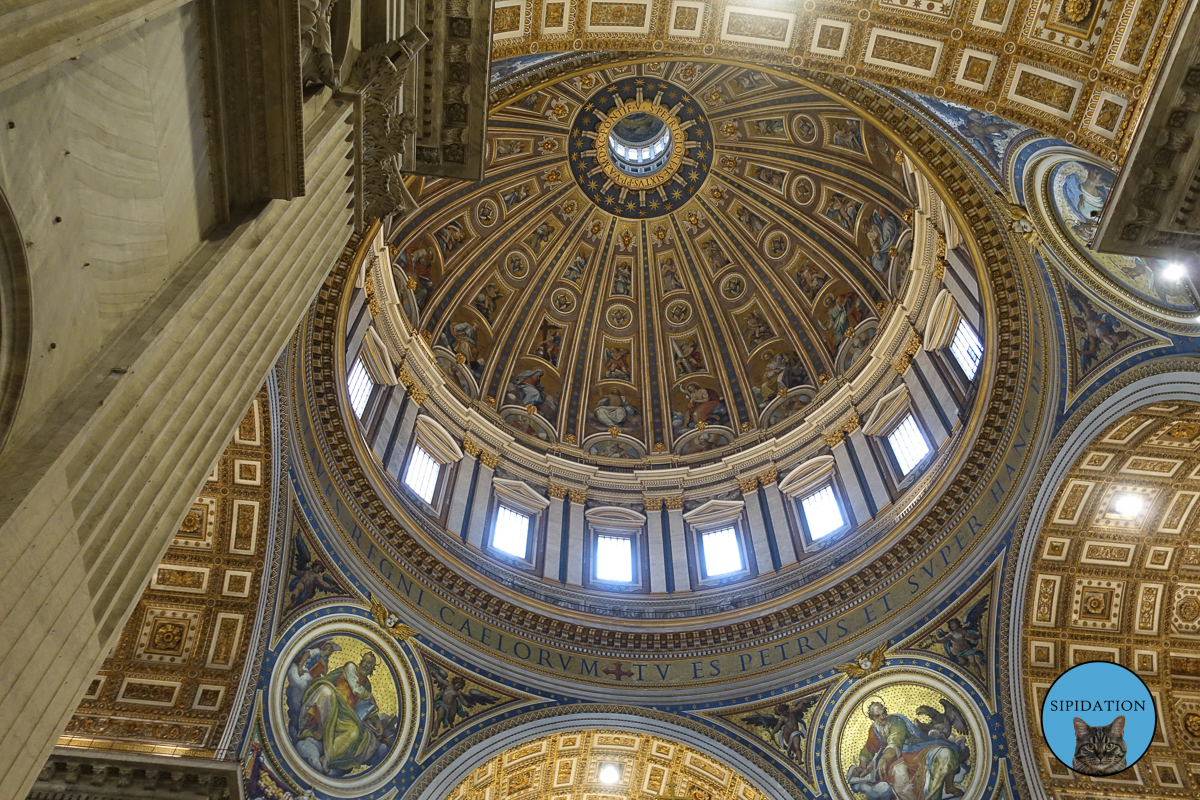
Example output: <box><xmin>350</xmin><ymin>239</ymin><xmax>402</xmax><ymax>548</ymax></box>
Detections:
<box><xmin>1096</xmin><ymin>4</ymin><xmax>1200</xmax><ymax>259</ymax></box>
<box><xmin>30</xmin><ymin>750</ymin><xmax>239</xmax><ymax>800</ymax></box>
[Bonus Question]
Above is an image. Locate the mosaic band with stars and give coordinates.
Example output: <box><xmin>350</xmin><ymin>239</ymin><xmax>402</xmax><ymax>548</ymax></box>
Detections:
<box><xmin>568</xmin><ymin>78</ymin><xmax>713</xmax><ymax>220</ymax></box>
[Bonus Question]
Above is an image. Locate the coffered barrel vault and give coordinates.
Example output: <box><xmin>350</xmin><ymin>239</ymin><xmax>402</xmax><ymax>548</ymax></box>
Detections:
<box><xmin>488</xmin><ymin>0</ymin><xmax>1193</xmax><ymax>165</ymax></box>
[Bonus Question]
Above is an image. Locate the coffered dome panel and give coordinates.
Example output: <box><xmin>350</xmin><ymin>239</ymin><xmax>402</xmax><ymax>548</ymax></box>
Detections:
<box><xmin>391</xmin><ymin>61</ymin><xmax>917</xmax><ymax>466</ymax></box>
<box><xmin>290</xmin><ymin>56</ymin><xmax>1044</xmax><ymax>699</ymax></box>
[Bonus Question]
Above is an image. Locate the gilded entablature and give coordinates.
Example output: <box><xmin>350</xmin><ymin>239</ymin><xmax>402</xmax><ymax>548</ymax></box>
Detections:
<box><xmin>486</xmin><ymin>0</ymin><xmax>1190</xmax><ymax>164</ymax></box>
<box><xmin>62</xmin><ymin>390</ymin><xmax>274</xmax><ymax>757</ymax></box>
<box><xmin>1020</xmin><ymin>401</ymin><xmax>1200</xmax><ymax>796</ymax></box>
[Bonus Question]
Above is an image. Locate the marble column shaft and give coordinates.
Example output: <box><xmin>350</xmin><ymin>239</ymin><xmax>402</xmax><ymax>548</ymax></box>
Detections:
<box><xmin>542</xmin><ymin>494</ymin><xmax>566</xmax><ymax>582</ymax></box>
<box><xmin>0</xmin><ymin>97</ymin><xmax>357</xmax><ymax>797</ymax></box>
<box><xmin>740</xmin><ymin>487</ymin><xmax>775</xmax><ymax>574</ymax></box>
<box><xmin>465</xmin><ymin>458</ymin><xmax>496</xmax><ymax>550</ymax></box>
<box><xmin>666</xmin><ymin>505</ymin><xmax>690</xmax><ymax>592</ymax></box>
<box><xmin>644</xmin><ymin>504</ymin><xmax>668</xmax><ymax>593</ymax></box>
<box><xmin>565</xmin><ymin>497</ymin><xmax>586</xmax><ymax>586</ymax></box>
<box><xmin>831</xmin><ymin>440</ymin><xmax>873</xmax><ymax>523</ymax></box>
<box><xmin>446</xmin><ymin>450</ymin><xmax>477</xmax><ymax>538</ymax></box>
<box><xmin>760</xmin><ymin>482</ymin><xmax>797</xmax><ymax>566</ymax></box>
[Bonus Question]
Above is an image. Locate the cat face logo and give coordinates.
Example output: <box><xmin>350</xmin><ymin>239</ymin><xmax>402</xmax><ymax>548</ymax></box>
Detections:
<box><xmin>1041</xmin><ymin>662</ymin><xmax>1154</xmax><ymax>776</ymax></box>
<box><xmin>1071</xmin><ymin>715</ymin><xmax>1126</xmax><ymax>776</ymax></box>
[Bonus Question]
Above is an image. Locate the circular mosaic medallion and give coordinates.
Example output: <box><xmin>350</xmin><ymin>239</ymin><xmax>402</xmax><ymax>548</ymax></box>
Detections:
<box><xmin>476</xmin><ymin>199</ymin><xmax>498</xmax><ymax>228</ymax></box>
<box><xmin>793</xmin><ymin>113</ymin><xmax>817</xmax><ymax>143</ymax></box>
<box><xmin>552</xmin><ymin>289</ymin><xmax>577</xmax><ymax>316</ymax></box>
<box><xmin>568</xmin><ymin>78</ymin><xmax>713</xmax><ymax>219</ymax></box>
<box><xmin>721</xmin><ymin>273</ymin><xmax>747</xmax><ymax>300</ymax></box>
<box><xmin>505</xmin><ymin>252</ymin><xmax>529</xmax><ymax>279</ymax></box>
<box><xmin>765</xmin><ymin>231</ymin><xmax>790</xmax><ymax>260</ymax></box>
<box><xmin>665</xmin><ymin>300</ymin><xmax>692</xmax><ymax>325</ymax></box>
<box><xmin>826</xmin><ymin>670</ymin><xmax>990</xmax><ymax>800</ymax></box>
<box><xmin>269</xmin><ymin>619</ymin><xmax>417</xmax><ymax>794</ymax></box>
<box><xmin>792</xmin><ymin>175</ymin><xmax>815</xmax><ymax>206</ymax></box>
<box><xmin>607</xmin><ymin>304</ymin><xmax>633</xmax><ymax>329</ymax></box>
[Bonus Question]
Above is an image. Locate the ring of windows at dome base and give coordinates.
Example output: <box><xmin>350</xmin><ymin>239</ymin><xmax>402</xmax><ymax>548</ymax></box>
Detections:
<box><xmin>607</xmin><ymin>113</ymin><xmax>673</xmax><ymax>177</ymax></box>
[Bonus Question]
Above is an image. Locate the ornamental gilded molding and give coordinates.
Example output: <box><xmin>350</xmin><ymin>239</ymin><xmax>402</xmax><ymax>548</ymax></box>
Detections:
<box><xmin>487</xmin><ymin>0</ymin><xmax>1192</xmax><ymax>165</ymax></box>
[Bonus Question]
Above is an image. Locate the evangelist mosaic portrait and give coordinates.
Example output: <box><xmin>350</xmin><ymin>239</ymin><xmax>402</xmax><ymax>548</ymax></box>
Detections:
<box><xmin>832</xmin><ymin>676</ymin><xmax>986</xmax><ymax>800</ymax></box>
<box><xmin>282</xmin><ymin>632</ymin><xmax>404</xmax><ymax>779</ymax></box>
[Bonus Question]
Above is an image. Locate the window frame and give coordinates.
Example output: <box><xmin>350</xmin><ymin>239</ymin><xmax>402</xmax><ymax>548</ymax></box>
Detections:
<box><xmin>798</xmin><ymin>482</ymin><xmax>852</xmax><ymax>543</ymax></box>
<box><xmin>397</xmin><ymin>417</ymin><xmax>463</xmax><ymax>516</ymax></box>
<box><xmin>698</xmin><ymin>525</ymin><xmax>746</xmax><ymax>579</ymax></box>
<box><xmin>490</xmin><ymin>504</ymin><xmax>534</xmax><ymax>562</ymax></box>
<box><xmin>779</xmin><ymin>456</ymin><xmax>858</xmax><ymax>554</ymax></box>
<box><xmin>346</xmin><ymin>356</ymin><xmax>376</xmax><ymax>420</ymax></box>
<box><xmin>582</xmin><ymin>506</ymin><xmax>648</xmax><ymax>592</ymax></box>
<box><xmin>400</xmin><ymin>443</ymin><xmax>443</xmax><ymax>507</ymax></box>
<box><xmin>947</xmin><ymin>318</ymin><xmax>983</xmax><ymax>383</ymax></box>
<box><xmin>484</xmin><ymin>478</ymin><xmax>551</xmax><ymax>572</ymax></box>
<box><xmin>883</xmin><ymin>412</ymin><xmax>933</xmax><ymax>483</ymax></box>
<box><xmin>682</xmin><ymin>500</ymin><xmax>754</xmax><ymax>587</ymax></box>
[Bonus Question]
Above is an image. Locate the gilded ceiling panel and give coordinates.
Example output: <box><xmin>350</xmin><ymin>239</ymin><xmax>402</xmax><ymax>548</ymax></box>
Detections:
<box><xmin>487</xmin><ymin>0</ymin><xmax>1192</xmax><ymax>164</ymax></box>
<box><xmin>1019</xmin><ymin>402</ymin><xmax>1200</xmax><ymax>797</ymax></box>
<box><xmin>61</xmin><ymin>389</ymin><xmax>274</xmax><ymax>757</ymax></box>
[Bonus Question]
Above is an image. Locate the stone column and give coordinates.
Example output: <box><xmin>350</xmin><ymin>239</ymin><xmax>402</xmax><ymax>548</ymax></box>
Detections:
<box><xmin>446</xmin><ymin>438</ymin><xmax>479</xmax><ymax>538</ymax></box>
<box><xmin>370</xmin><ymin>387</ymin><xmax>405</xmax><ymax>466</ymax></box>
<box><xmin>383</xmin><ymin>390</ymin><xmax>421</xmax><ymax>477</ymax></box>
<box><xmin>847</xmin><ymin>424</ymin><xmax>892</xmax><ymax>513</ymax></box>
<box><xmin>542</xmin><ymin>486</ymin><xmax>568</xmax><ymax>582</ymax></box>
<box><xmin>939</xmin><ymin>245</ymin><xmax>982</xmax><ymax>332</ymax></box>
<box><xmin>738</xmin><ymin>477</ymin><xmax>776</xmax><ymax>574</ymax></box>
<box><xmin>758</xmin><ymin>469</ymin><xmax>797</xmax><ymax>566</ymax></box>
<box><xmin>564</xmin><ymin>489</ymin><xmax>587</xmax><ymax>586</ymax></box>
<box><xmin>643</xmin><ymin>497</ymin><xmax>668</xmax><ymax>593</ymax></box>
<box><xmin>901</xmin><ymin>359</ymin><xmax>950</xmax><ymax>447</ymax></box>
<box><xmin>665</xmin><ymin>497</ymin><xmax>691</xmax><ymax>593</ymax></box>
<box><xmin>829</xmin><ymin>430</ymin><xmax>873</xmax><ymax>523</ymax></box>
<box><xmin>0</xmin><ymin>93</ymin><xmax>359</xmax><ymax>797</ymax></box>
<box><xmin>345</xmin><ymin>289</ymin><xmax>372</xmax><ymax>364</ymax></box>
<box><xmin>914</xmin><ymin>349</ymin><xmax>961</xmax><ymax>421</ymax></box>
<box><xmin>465</xmin><ymin>450</ymin><xmax>497</xmax><ymax>550</ymax></box>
